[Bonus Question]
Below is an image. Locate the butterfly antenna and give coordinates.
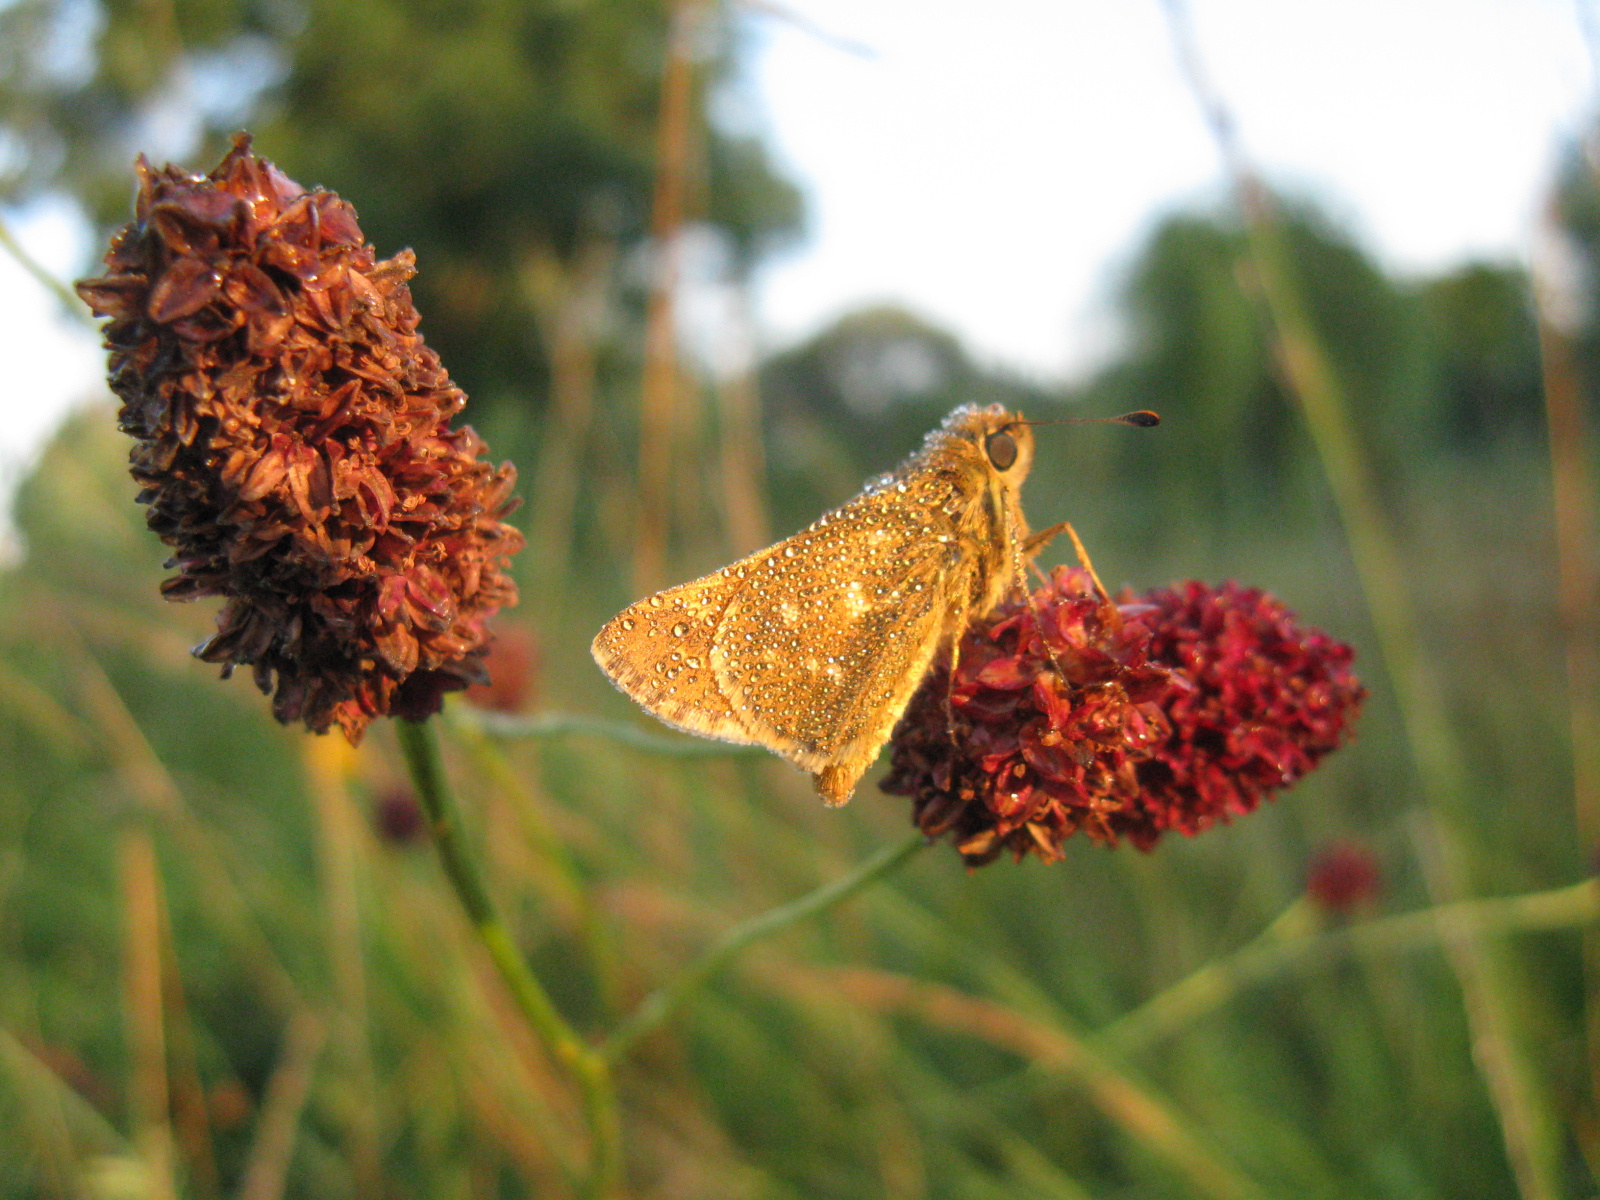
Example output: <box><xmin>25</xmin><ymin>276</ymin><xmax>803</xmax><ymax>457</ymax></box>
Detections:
<box><xmin>1022</xmin><ymin>410</ymin><xmax>1161</xmax><ymax>428</ymax></box>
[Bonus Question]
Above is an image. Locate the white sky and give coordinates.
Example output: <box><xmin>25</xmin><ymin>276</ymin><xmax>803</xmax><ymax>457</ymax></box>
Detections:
<box><xmin>0</xmin><ymin>0</ymin><xmax>1594</xmax><ymax>551</ymax></box>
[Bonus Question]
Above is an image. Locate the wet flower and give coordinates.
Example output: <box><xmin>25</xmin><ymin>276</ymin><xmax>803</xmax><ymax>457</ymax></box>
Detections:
<box><xmin>1306</xmin><ymin>841</ymin><xmax>1383</xmax><ymax>914</ymax></box>
<box><xmin>1108</xmin><ymin>580</ymin><xmax>1367</xmax><ymax>850</ymax></box>
<box><xmin>464</xmin><ymin>621</ymin><xmax>540</xmax><ymax>714</ymax></box>
<box><xmin>76</xmin><ymin>135</ymin><xmax>523</xmax><ymax>741</ymax></box>
<box><xmin>881</xmin><ymin>568</ymin><xmax>1173</xmax><ymax>865</ymax></box>
<box><xmin>882</xmin><ymin>569</ymin><xmax>1365</xmax><ymax>865</ymax></box>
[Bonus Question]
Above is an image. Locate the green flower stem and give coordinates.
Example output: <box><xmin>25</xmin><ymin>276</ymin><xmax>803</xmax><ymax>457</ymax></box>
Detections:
<box><xmin>0</xmin><ymin>213</ymin><xmax>95</xmax><ymax>326</ymax></box>
<box><xmin>601</xmin><ymin>832</ymin><xmax>927</xmax><ymax>1064</ymax></box>
<box><xmin>396</xmin><ymin>719</ymin><xmax>621</xmax><ymax>1199</ymax></box>
<box><xmin>1103</xmin><ymin>878</ymin><xmax>1600</xmax><ymax>1056</ymax></box>
<box><xmin>466</xmin><ymin>708</ymin><xmax>767</xmax><ymax>758</ymax></box>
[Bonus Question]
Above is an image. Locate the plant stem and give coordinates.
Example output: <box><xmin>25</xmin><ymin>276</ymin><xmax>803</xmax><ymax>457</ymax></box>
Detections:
<box><xmin>601</xmin><ymin>832</ymin><xmax>927</xmax><ymax>1063</ymax></box>
<box><xmin>1103</xmin><ymin>878</ymin><xmax>1600</xmax><ymax>1056</ymax></box>
<box><xmin>396</xmin><ymin>719</ymin><xmax>622</xmax><ymax>1199</ymax></box>
<box><xmin>0</xmin><ymin>213</ymin><xmax>95</xmax><ymax>326</ymax></box>
<box><xmin>467</xmin><ymin>709</ymin><xmax>766</xmax><ymax>758</ymax></box>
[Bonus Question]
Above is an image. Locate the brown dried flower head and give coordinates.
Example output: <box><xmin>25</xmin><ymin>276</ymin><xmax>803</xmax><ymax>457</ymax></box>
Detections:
<box><xmin>76</xmin><ymin>134</ymin><xmax>523</xmax><ymax>741</ymax></box>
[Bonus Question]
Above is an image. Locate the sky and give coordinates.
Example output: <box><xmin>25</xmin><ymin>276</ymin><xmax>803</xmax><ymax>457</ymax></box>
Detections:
<box><xmin>0</xmin><ymin>0</ymin><xmax>1594</xmax><ymax>552</ymax></box>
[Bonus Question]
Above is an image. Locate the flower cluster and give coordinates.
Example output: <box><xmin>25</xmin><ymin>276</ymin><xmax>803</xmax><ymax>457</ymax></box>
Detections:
<box><xmin>77</xmin><ymin>136</ymin><xmax>523</xmax><ymax>741</ymax></box>
<box><xmin>882</xmin><ymin>568</ymin><xmax>1366</xmax><ymax>865</ymax></box>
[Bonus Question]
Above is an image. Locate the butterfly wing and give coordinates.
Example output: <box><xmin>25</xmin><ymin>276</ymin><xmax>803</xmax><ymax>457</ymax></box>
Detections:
<box><xmin>711</xmin><ymin>480</ymin><xmax>979</xmax><ymax>801</ymax></box>
<box><xmin>591</xmin><ymin>558</ymin><xmax>767</xmax><ymax>746</ymax></box>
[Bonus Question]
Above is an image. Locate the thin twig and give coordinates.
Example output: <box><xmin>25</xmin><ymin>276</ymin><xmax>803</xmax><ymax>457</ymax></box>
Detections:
<box><xmin>601</xmin><ymin>833</ymin><xmax>926</xmax><ymax>1063</ymax></box>
<box><xmin>465</xmin><ymin>708</ymin><xmax>766</xmax><ymax>758</ymax></box>
<box><xmin>395</xmin><ymin>719</ymin><xmax>623</xmax><ymax>1199</ymax></box>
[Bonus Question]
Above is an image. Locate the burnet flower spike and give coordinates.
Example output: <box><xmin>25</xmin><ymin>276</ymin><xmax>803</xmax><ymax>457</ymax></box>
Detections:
<box><xmin>76</xmin><ymin>134</ymin><xmax>524</xmax><ymax>741</ymax></box>
<box><xmin>883</xmin><ymin>567</ymin><xmax>1366</xmax><ymax>866</ymax></box>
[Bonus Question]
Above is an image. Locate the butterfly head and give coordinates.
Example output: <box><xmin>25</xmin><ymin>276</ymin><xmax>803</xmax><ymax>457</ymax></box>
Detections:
<box><xmin>936</xmin><ymin>403</ymin><xmax>1035</xmax><ymax>487</ymax></box>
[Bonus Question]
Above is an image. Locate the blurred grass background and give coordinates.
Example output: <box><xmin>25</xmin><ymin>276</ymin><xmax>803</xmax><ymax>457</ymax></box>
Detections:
<box><xmin>2</xmin><ymin>0</ymin><xmax>1599</xmax><ymax>1196</ymax></box>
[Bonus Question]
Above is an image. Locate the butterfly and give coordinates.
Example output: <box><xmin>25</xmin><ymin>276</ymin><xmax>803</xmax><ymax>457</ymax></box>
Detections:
<box><xmin>591</xmin><ymin>403</ymin><xmax>1154</xmax><ymax>805</ymax></box>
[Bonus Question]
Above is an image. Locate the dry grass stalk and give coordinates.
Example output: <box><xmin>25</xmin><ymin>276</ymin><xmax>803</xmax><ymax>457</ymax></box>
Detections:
<box><xmin>117</xmin><ymin>831</ymin><xmax>176</xmax><ymax>1200</ymax></box>
<box><xmin>304</xmin><ymin>736</ymin><xmax>383</xmax><ymax>1199</ymax></box>
<box><xmin>1408</xmin><ymin>813</ymin><xmax>1562</xmax><ymax>1200</ymax></box>
<box><xmin>1533</xmin><ymin>202</ymin><xmax>1600</xmax><ymax>1122</ymax></box>
<box><xmin>154</xmin><ymin>897</ymin><xmax>221</xmax><ymax>1200</ymax></box>
<box><xmin>235</xmin><ymin>1009</ymin><xmax>326</xmax><ymax>1200</ymax></box>
<box><xmin>633</xmin><ymin>0</ymin><xmax>702</xmax><ymax>596</ymax></box>
<box><xmin>1156</xmin><ymin>2</ymin><xmax>1563</xmax><ymax>1191</ymax></box>
<box><xmin>528</xmin><ymin>240</ymin><xmax>613</xmax><ymax>619</ymax></box>
<box><xmin>63</xmin><ymin>622</ymin><xmax>304</xmax><ymax>1013</ymax></box>
<box><xmin>714</xmin><ymin>285</ymin><xmax>771</xmax><ymax>557</ymax></box>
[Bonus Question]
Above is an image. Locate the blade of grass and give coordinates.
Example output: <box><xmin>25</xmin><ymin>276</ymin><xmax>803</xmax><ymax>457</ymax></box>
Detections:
<box><xmin>835</xmin><ymin>968</ymin><xmax>1267</xmax><ymax>1200</ymax></box>
<box><xmin>1103</xmin><ymin>878</ymin><xmax>1600</xmax><ymax>1055</ymax></box>
<box><xmin>1158</xmin><ymin>3</ymin><xmax>1564</xmax><ymax>1193</ymax></box>
<box><xmin>0</xmin><ymin>212</ymin><xmax>95</xmax><ymax>326</ymax></box>
<box><xmin>118</xmin><ymin>831</ymin><xmax>176</xmax><ymax>1200</ymax></box>
<box><xmin>61</xmin><ymin>619</ymin><xmax>304</xmax><ymax>1013</ymax></box>
<box><xmin>600</xmin><ymin>832</ymin><xmax>926</xmax><ymax>1063</ymax></box>
<box><xmin>235</xmin><ymin>1008</ymin><xmax>326</xmax><ymax>1200</ymax></box>
<box><xmin>154</xmin><ymin>877</ymin><xmax>222</xmax><ymax>1200</ymax></box>
<box><xmin>0</xmin><ymin>1028</ymin><xmax>129</xmax><ymax>1155</ymax></box>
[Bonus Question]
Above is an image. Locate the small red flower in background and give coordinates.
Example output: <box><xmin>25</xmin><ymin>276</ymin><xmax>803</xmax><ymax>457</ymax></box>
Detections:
<box><xmin>372</xmin><ymin>785</ymin><xmax>426</xmax><ymax>844</ymax></box>
<box><xmin>1306</xmin><ymin>841</ymin><xmax>1383</xmax><ymax>913</ymax></box>
<box><xmin>883</xmin><ymin>569</ymin><xmax>1366</xmax><ymax>866</ymax></box>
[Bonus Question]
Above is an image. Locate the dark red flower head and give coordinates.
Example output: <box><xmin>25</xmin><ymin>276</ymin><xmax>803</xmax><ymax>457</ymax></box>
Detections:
<box><xmin>883</xmin><ymin>569</ymin><xmax>1365</xmax><ymax>865</ymax></box>
<box><xmin>76</xmin><ymin>135</ymin><xmax>523</xmax><ymax>741</ymax></box>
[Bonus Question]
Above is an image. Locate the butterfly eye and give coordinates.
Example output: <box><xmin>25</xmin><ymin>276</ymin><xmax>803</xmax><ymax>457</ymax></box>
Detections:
<box><xmin>986</xmin><ymin>431</ymin><xmax>1018</xmax><ymax>471</ymax></box>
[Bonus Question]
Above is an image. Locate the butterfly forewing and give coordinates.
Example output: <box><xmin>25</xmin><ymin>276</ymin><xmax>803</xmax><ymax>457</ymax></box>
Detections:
<box><xmin>713</xmin><ymin>480</ymin><xmax>972</xmax><ymax>781</ymax></box>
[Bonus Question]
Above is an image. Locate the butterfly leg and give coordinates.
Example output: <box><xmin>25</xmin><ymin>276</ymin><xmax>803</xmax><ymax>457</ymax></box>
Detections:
<box><xmin>943</xmin><ymin>592</ymin><xmax>971</xmax><ymax>748</ymax></box>
<box><xmin>1023</xmin><ymin>520</ymin><xmax>1109</xmax><ymax>599</ymax></box>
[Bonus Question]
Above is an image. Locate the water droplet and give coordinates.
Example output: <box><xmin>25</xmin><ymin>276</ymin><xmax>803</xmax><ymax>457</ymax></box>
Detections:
<box><xmin>672</xmin><ymin>623</ymin><xmax>688</xmax><ymax>637</ymax></box>
<box><xmin>648</xmin><ymin>596</ymin><xmax>663</xmax><ymax>607</ymax></box>
<box><xmin>621</xmin><ymin>618</ymin><xmax>635</xmax><ymax>630</ymax></box>
<box><xmin>670</xmin><ymin>651</ymin><xmax>682</xmax><ymax>662</ymax></box>
<box><xmin>686</xmin><ymin>656</ymin><xmax>702</xmax><ymax>668</ymax></box>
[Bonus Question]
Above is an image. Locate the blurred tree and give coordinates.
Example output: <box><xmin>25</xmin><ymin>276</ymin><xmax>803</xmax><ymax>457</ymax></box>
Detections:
<box><xmin>757</xmin><ymin>305</ymin><xmax>1054</xmax><ymax>529</ymax></box>
<box><xmin>1414</xmin><ymin>262</ymin><xmax>1544</xmax><ymax>450</ymax></box>
<box><xmin>0</xmin><ymin>0</ymin><xmax>803</xmax><ymax>415</ymax></box>
<box><xmin>1085</xmin><ymin>200</ymin><xmax>1540</xmax><ymax>542</ymax></box>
